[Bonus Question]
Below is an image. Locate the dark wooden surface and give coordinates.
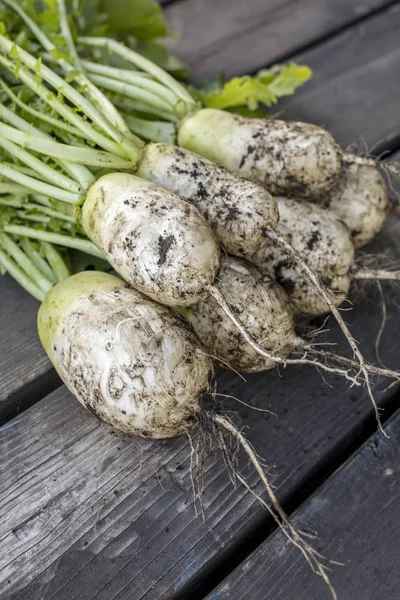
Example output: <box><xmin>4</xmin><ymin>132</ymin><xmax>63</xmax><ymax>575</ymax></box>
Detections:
<box><xmin>164</xmin><ymin>0</ymin><xmax>398</xmax><ymax>83</ymax></box>
<box><xmin>0</xmin><ymin>277</ymin><xmax>58</xmax><ymax>423</ymax></box>
<box><xmin>1</xmin><ymin>1</ymin><xmax>400</xmax><ymax>599</ymax></box>
<box><xmin>280</xmin><ymin>3</ymin><xmax>400</xmax><ymax>151</ymax></box>
<box><xmin>207</xmin><ymin>409</ymin><xmax>400</xmax><ymax>600</ymax></box>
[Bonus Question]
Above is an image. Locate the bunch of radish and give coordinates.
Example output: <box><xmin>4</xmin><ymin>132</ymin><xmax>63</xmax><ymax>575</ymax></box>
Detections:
<box><xmin>0</xmin><ymin>2</ymin><xmax>399</xmax><ymax>596</ymax></box>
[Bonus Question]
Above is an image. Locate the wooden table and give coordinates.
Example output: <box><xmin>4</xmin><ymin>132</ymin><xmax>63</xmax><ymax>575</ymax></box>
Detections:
<box><xmin>1</xmin><ymin>1</ymin><xmax>400</xmax><ymax>598</ymax></box>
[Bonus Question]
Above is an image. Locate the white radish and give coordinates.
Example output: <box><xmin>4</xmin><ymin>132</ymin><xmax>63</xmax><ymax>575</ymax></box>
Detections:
<box><xmin>254</xmin><ymin>199</ymin><xmax>355</xmax><ymax>316</ymax></box>
<box><xmin>81</xmin><ymin>173</ymin><xmax>220</xmax><ymax>306</ymax></box>
<box><xmin>136</xmin><ymin>143</ymin><xmax>278</xmax><ymax>258</ymax></box>
<box><xmin>181</xmin><ymin>254</ymin><xmax>391</xmax><ymax>384</ymax></box>
<box><xmin>322</xmin><ymin>155</ymin><xmax>390</xmax><ymax>248</ymax></box>
<box><xmin>254</xmin><ymin>198</ymin><xmax>399</xmax><ymax>316</ymax></box>
<box><xmin>184</xmin><ymin>255</ymin><xmax>296</xmax><ymax>373</ymax></box>
<box><xmin>177</xmin><ymin>111</ymin><xmax>395</xmax><ymax>247</ymax></box>
<box><xmin>38</xmin><ymin>271</ymin><xmax>215</xmax><ymax>438</ymax></box>
<box><xmin>178</xmin><ymin>109</ymin><xmax>344</xmax><ymax>198</ymax></box>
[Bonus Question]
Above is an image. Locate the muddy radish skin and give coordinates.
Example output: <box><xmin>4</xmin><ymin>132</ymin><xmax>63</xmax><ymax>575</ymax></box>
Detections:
<box><xmin>81</xmin><ymin>173</ymin><xmax>220</xmax><ymax>306</ymax></box>
<box><xmin>137</xmin><ymin>143</ymin><xmax>279</xmax><ymax>258</ymax></box>
<box><xmin>38</xmin><ymin>271</ymin><xmax>215</xmax><ymax>438</ymax></box>
<box><xmin>184</xmin><ymin>255</ymin><xmax>298</xmax><ymax>372</ymax></box>
<box><xmin>322</xmin><ymin>156</ymin><xmax>390</xmax><ymax>248</ymax></box>
<box><xmin>253</xmin><ymin>198</ymin><xmax>355</xmax><ymax>316</ymax></box>
<box><xmin>178</xmin><ymin>109</ymin><xmax>344</xmax><ymax>198</ymax></box>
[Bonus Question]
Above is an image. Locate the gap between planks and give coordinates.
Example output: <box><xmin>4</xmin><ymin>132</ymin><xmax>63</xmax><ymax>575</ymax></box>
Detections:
<box><xmin>205</xmin><ymin>407</ymin><xmax>400</xmax><ymax>600</ymax></box>
<box><xmin>172</xmin><ymin>386</ymin><xmax>400</xmax><ymax>600</ymax></box>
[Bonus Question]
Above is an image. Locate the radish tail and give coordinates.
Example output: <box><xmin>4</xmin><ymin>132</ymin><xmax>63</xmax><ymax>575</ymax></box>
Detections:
<box><xmin>262</xmin><ymin>225</ymin><xmax>389</xmax><ymax>437</ymax></box>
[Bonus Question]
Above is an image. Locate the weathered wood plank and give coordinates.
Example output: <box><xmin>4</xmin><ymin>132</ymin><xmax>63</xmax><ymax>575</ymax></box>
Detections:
<box><xmin>280</xmin><ymin>4</ymin><xmax>400</xmax><ymax>150</ymax></box>
<box><xmin>1</xmin><ymin>207</ymin><xmax>400</xmax><ymax>599</ymax></box>
<box><xmin>164</xmin><ymin>0</ymin><xmax>396</xmax><ymax>82</ymax></box>
<box><xmin>1</xmin><ymin>3</ymin><xmax>400</xmax><ymax>596</ymax></box>
<box><xmin>207</xmin><ymin>409</ymin><xmax>400</xmax><ymax>600</ymax></box>
<box><xmin>0</xmin><ymin>276</ymin><xmax>59</xmax><ymax>423</ymax></box>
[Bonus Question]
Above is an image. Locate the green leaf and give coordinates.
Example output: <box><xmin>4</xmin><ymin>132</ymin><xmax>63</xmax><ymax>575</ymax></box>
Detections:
<box><xmin>198</xmin><ymin>63</ymin><xmax>312</xmax><ymax>112</ymax></box>
<box><xmin>77</xmin><ymin>0</ymin><xmax>168</xmax><ymax>41</ymax></box>
<box><xmin>0</xmin><ymin>206</ymin><xmax>15</xmax><ymax>228</ymax></box>
<box><xmin>259</xmin><ymin>63</ymin><xmax>313</xmax><ymax>96</ymax></box>
<box><xmin>104</xmin><ymin>0</ymin><xmax>168</xmax><ymax>41</ymax></box>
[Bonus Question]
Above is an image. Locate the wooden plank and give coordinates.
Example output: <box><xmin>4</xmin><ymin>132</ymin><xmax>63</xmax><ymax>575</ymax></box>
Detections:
<box><xmin>280</xmin><ymin>4</ymin><xmax>400</xmax><ymax>150</ymax></box>
<box><xmin>163</xmin><ymin>0</ymin><xmax>396</xmax><ymax>82</ymax></box>
<box><xmin>207</xmin><ymin>409</ymin><xmax>400</xmax><ymax>600</ymax></box>
<box><xmin>1</xmin><ymin>206</ymin><xmax>400</xmax><ymax>599</ymax></box>
<box><xmin>0</xmin><ymin>4</ymin><xmax>400</xmax><ymax>597</ymax></box>
<box><xmin>0</xmin><ymin>276</ymin><xmax>59</xmax><ymax>423</ymax></box>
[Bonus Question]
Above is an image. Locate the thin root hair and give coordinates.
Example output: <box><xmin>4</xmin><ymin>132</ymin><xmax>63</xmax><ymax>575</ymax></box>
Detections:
<box><xmin>375</xmin><ymin>281</ymin><xmax>389</xmax><ymax>370</ymax></box>
<box><xmin>214</xmin><ymin>392</ymin><xmax>276</xmax><ymax>415</ymax></box>
<box><xmin>207</xmin><ymin>284</ymin><xmax>362</xmax><ymax>386</ymax></box>
<box><xmin>261</xmin><ymin>225</ymin><xmax>389</xmax><ymax>438</ymax></box>
<box><xmin>195</xmin><ymin>404</ymin><xmax>339</xmax><ymax>600</ymax></box>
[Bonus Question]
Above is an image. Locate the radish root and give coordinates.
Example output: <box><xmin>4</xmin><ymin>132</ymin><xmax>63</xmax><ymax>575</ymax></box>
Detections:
<box><xmin>261</xmin><ymin>225</ymin><xmax>390</xmax><ymax>438</ymax></box>
<box><xmin>375</xmin><ymin>280</ymin><xmax>388</xmax><ymax>369</ymax></box>
<box><xmin>354</xmin><ymin>269</ymin><xmax>400</xmax><ymax>281</ymax></box>
<box><xmin>207</xmin><ymin>284</ymin><xmax>361</xmax><ymax>386</ymax></box>
<box><xmin>193</xmin><ymin>401</ymin><xmax>338</xmax><ymax>600</ymax></box>
<box><xmin>344</xmin><ymin>153</ymin><xmax>400</xmax><ymax>183</ymax></box>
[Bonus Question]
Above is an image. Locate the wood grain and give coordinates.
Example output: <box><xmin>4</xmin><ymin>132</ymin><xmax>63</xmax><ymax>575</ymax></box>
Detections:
<box><xmin>1</xmin><ymin>3</ymin><xmax>400</xmax><ymax>596</ymax></box>
<box><xmin>0</xmin><ymin>276</ymin><xmax>59</xmax><ymax>423</ymax></box>
<box><xmin>1</xmin><ymin>207</ymin><xmax>400</xmax><ymax>599</ymax></box>
<box><xmin>207</xmin><ymin>408</ymin><xmax>400</xmax><ymax>600</ymax></box>
<box><xmin>280</xmin><ymin>4</ymin><xmax>400</xmax><ymax>150</ymax></box>
<box><xmin>163</xmin><ymin>0</ymin><xmax>397</xmax><ymax>82</ymax></box>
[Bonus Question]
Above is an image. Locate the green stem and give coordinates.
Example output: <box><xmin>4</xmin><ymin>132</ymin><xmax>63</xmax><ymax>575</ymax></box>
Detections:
<box><xmin>81</xmin><ymin>60</ymin><xmax>180</xmax><ymax>107</ymax></box>
<box><xmin>31</xmin><ymin>195</ymin><xmax>52</xmax><ymax>207</ymax></box>
<box><xmin>123</xmin><ymin>115</ymin><xmax>176</xmax><ymax>144</ymax></box>
<box><xmin>2</xmin><ymin>162</ymin><xmax>46</xmax><ymax>180</ymax></box>
<box><xmin>0</xmin><ymin>182</ymin><xmax>31</xmax><ymax>195</ymax></box>
<box><xmin>86</xmin><ymin>73</ymin><xmax>177</xmax><ymax>116</ymax></box>
<box><xmin>0</xmin><ymin>247</ymin><xmax>45</xmax><ymax>301</ymax></box>
<box><xmin>0</xmin><ymin>53</ymin><xmax>131</xmax><ymax>160</ymax></box>
<box><xmin>4</xmin><ymin>224</ymin><xmax>104</xmax><ymax>258</ymax></box>
<box><xmin>0</xmin><ymin>134</ymin><xmax>83</xmax><ymax>193</ymax></box>
<box><xmin>78</xmin><ymin>36</ymin><xmax>196</xmax><ymax>106</ymax></box>
<box><xmin>17</xmin><ymin>213</ymin><xmax>50</xmax><ymax>224</ymax></box>
<box><xmin>56</xmin><ymin>0</ymin><xmax>79</xmax><ymax>62</ymax></box>
<box><xmin>42</xmin><ymin>241</ymin><xmax>71</xmax><ymax>282</ymax></box>
<box><xmin>20</xmin><ymin>238</ymin><xmax>56</xmax><ymax>283</ymax></box>
<box><xmin>0</xmin><ymin>79</ymin><xmax>83</xmax><ymax>137</ymax></box>
<box><xmin>24</xmin><ymin>203</ymin><xmax>78</xmax><ymax>224</ymax></box>
<box><xmin>111</xmin><ymin>94</ymin><xmax>179</xmax><ymax>123</ymax></box>
<box><xmin>58</xmin><ymin>0</ymin><xmax>135</xmax><ymax>138</ymax></box>
<box><xmin>16</xmin><ymin>212</ymin><xmax>75</xmax><ymax>234</ymax></box>
<box><xmin>0</xmin><ymin>122</ymin><xmax>133</xmax><ymax>170</ymax></box>
<box><xmin>0</xmin><ymin>164</ymin><xmax>82</xmax><ymax>204</ymax></box>
<box><xmin>0</xmin><ymin>196</ymin><xmax>27</xmax><ymax>208</ymax></box>
<box><xmin>0</xmin><ymin>232</ymin><xmax>53</xmax><ymax>293</ymax></box>
<box><xmin>0</xmin><ymin>104</ymin><xmax>89</xmax><ymax>191</ymax></box>
<box><xmin>0</xmin><ymin>33</ymin><xmax>140</xmax><ymax>160</ymax></box>
<box><xmin>0</xmin><ymin>83</ymin><xmax>95</xmax><ymax>190</ymax></box>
